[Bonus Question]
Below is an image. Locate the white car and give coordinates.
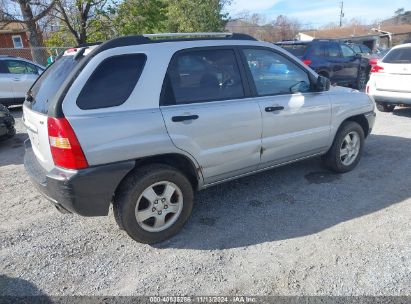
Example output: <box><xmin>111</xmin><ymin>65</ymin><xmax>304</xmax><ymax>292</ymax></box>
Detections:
<box><xmin>0</xmin><ymin>56</ymin><xmax>45</xmax><ymax>107</ymax></box>
<box><xmin>366</xmin><ymin>43</ymin><xmax>411</xmax><ymax>112</ymax></box>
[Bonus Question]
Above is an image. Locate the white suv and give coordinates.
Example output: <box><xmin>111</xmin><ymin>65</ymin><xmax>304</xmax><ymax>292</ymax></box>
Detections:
<box><xmin>367</xmin><ymin>43</ymin><xmax>411</xmax><ymax>112</ymax></box>
<box><xmin>0</xmin><ymin>56</ymin><xmax>44</xmax><ymax>106</ymax></box>
<box><xmin>23</xmin><ymin>33</ymin><xmax>376</xmax><ymax>243</ymax></box>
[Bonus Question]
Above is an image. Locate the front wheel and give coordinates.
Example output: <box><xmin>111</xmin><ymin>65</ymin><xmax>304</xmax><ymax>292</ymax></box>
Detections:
<box><xmin>113</xmin><ymin>164</ymin><xmax>194</xmax><ymax>244</ymax></box>
<box><xmin>323</xmin><ymin>121</ymin><xmax>364</xmax><ymax>173</ymax></box>
<box><xmin>376</xmin><ymin>103</ymin><xmax>395</xmax><ymax>112</ymax></box>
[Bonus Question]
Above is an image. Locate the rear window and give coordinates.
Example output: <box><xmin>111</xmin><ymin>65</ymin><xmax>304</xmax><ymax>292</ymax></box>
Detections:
<box><xmin>278</xmin><ymin>44</ymin><xmax>307</xmax><ymax>57</ymax></box>
<box><xmin>77</xmin><ymin>54</ymin><xmax>146</xmax><ymax>110</ymax></box>
<box><xmin>28</xmin><ymin>56</ymin><xmax>80</xmax><ymax>114</ymax></box>
<box><xmin>383</xmin><ymin>48</ymin><xmax>411</xmax><ymax>64</ymax></box>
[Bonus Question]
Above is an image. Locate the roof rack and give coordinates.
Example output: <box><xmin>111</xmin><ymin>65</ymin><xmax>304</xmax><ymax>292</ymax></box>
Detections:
<box><xmin>92</xmin><ymin>32</ymin><xmax>257</xmax><ymax>55</ymax></box>
<box><xmin>142</xmin><ymin>32</ymin><xmax>253</xmax><ymax>40</ymax></box>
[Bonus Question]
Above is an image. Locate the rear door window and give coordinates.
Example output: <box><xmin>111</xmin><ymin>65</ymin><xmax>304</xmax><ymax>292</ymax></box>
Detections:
<box><xmin>325</xmin><ymin>44</ymin><xmax>341</xmax><ymax>57</ymax></box>
<box><xmin>0</xmin><ymin>61</ymin><xmax>9</xmax><ymax>73</ymax></box>
<box><xmin>162</xmin><ymin>49</ymin><xmax>244</xmax><ymax>105</ymax></box>
<box><xmin>278</xmin><ymin>44</ymin><xmax>307</xmax><ymax>57</ymax></box>
<box><xmin>383</xmin><ymin>48</ymin><xmax>411</xmax><ymax>64</ymax></box>
<box><xmin>77</xmin><ymin>54</ymin><xmax>146</xmax><ymax>110</ymax></box>
<box><xmin>311</xmin><ymin>44</ymin><xmax>325</xmax><ymax>56</ymax></box>
<box><xmin>341</xmin><ymin>45</ymin><xmax>355</xmax><ymax>57</ymax></box>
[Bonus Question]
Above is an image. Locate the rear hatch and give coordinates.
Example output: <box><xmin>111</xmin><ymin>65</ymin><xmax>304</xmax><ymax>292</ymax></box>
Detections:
<box><xmin>23</xmin><ymin>48</ymin><xmax>94</xmax><ymax>171</ymax></box>
<box><xmin>374</xmin><ymin>46</ymin><xmax>411</xmax><ymax>93</ymax></box>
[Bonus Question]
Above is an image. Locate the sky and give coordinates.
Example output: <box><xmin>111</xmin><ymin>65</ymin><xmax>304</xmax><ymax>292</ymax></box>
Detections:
<box><xmin>227</xmin><ymin>0</ymin><xmax>411</xmax><ymax>27</ymax></box>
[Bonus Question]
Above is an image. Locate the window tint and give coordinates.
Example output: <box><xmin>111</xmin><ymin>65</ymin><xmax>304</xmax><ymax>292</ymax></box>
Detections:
<box><xmin>162</xmin><ymin>49</ymin><xmax>244</xmax><ymax>105</ymax></box>
<box><xmin>311</xmin><ymin>44</ymin><xmax>324</xmax><ymax>56</ymax></box>
<box><xmin>351</xmin><ymin>45</ymin><xmax>361</xmax><ymax>53</ymax></box>
<box><xmin>77</xmin><ymin>54</ymin><xmax>146</xmax><ymax>110</ymax></box>
<box><xmin>0</xmin><ymin>61</ymin><xmax>9</xmax><ymax>73</ymax></box>
<box><xmin>325</xmin><ymin>44</ymin><xmax>341</xmax><ymax>57</ymax></box>
<box><xmin>279</xmin><ymin>44</ymin><xmax>307</xmax><ymax>57</ymax></box>
<box><xmin>383</xmin><ymin>48</ymin><xmax>411</xmax><ymax>64</ymax></box>
<box><xmin>243</xmin><ymin>49</ymin><xmax>311</xmax><ymax>96</ymax></box>
<box><xmin>5</xmin><ymin>60</ymin><xmax>37</xmax><ymax>74</ymax></box>
<box><xmin>341</xmin><ymin>45</ymin><xmax>355</xmax><ymax>57</ymax></box>
<box><xmin>30</xmin><ymin>56</ymin><xmax>82</xmax><ymax>114</ymax></box>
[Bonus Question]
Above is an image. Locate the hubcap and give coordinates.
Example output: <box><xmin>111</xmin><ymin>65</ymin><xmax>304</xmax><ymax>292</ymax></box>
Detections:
<box><xmin>340</xmin><ymin>131</ymin><xmax>360</xmax><ymax>166</ymax></box>
<box><xmin>135</xmin><ymin>181</ymin><xmax>183</xmax><ymax>232</ymax></box>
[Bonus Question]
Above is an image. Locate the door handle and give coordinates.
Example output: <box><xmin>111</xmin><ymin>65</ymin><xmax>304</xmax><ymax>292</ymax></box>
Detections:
<box><xmin>265</xmin><ymin>106</ymin><xmax>284</xmax><ymax>112</ymax></box>
<box><xmin>172</xmin><ymin>115</ymin><xmax>199</xmax><ymax>122</ymax></box>
<box><xmin>13</xmin><ymin>78</ymin><xmax>21</xmax><ymax>81</ymax></box>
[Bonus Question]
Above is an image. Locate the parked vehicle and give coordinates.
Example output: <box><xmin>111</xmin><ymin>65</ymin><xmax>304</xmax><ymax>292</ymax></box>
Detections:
<box><xmin>276</xmin><ymin>39</ymin><xmax>370</xmax><ymax>89</ymax></box>
<box><xmin>0</xmin><ymin>56</ymin><xmax>45</xmax><ymax>107</ymax></box>
<box><xmin>23</xmin><ymin>33</ymin><xmax>376</xmax><ymax>243</ymax></box>
<box><xmin>367</xmin><ymin>43</ymin><xmax>411</xmax><ymax>112</ymax></box>
<box><xmin>0</xmin><ymin>103</ymin><xmax>15</xmax><ymax>141</ymax></box>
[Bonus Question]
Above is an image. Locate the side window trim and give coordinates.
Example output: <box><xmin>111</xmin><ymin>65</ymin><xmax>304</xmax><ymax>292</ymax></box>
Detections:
<box><xmin>160</xmin><ymin>46</ymin><xmax>250</xmax><ymax>107</ymax></box>
<box><xmin>238</xmin><ymin>46</ymin><xmax>317</xmax><ymax>98</ymax></box>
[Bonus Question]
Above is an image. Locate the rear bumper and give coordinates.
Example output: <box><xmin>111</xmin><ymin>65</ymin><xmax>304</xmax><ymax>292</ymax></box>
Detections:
<box><xmin>370</xmin><ymin>89</ymin><xmax>411</xmax><ymax>105</ymax></box>
<box><xmin>24</xmin><ymin>139</ymin><xmax>134</xmax><ymax>216</ymax></box>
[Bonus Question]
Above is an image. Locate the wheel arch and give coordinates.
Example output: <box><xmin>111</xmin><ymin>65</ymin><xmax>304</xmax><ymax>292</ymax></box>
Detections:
<box><xmin>114</xmin><ymin>153</ymin><xmax>203</xmax><ymax>199</ymax></box>
<box><xmin>338</xmin><ymin>114</ymin><xmax>370</xmax><ymax>139</ymax></box>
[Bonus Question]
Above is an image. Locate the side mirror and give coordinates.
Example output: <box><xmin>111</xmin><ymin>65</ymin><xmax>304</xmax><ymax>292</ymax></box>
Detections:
<box><xmin>355</xmin><ymin>53</ymin><xmax>362</xmax><ymax>59</ymax></box>
<box><xmin>316</xmin><ymin>75</ymin><xmax>331</xmax><ymax>92</ymax></box>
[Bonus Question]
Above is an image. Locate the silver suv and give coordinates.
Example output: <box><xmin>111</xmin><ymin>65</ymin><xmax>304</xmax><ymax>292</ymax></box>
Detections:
<box><xmin>23</xmin><ymin>33</ymin><xmax>376</xmax><ymax>243</ymax></box>
<box><xmin>0</xmin><ymin>56</ymin><xmax>44</xmax><ymax>106</ymax></box>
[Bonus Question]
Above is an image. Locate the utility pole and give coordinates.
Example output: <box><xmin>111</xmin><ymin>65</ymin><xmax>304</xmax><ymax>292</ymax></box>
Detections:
<box><xmin>339</xmin><ymin>1</ymin><xmax>344</xmax><ymax>27</ymax></box>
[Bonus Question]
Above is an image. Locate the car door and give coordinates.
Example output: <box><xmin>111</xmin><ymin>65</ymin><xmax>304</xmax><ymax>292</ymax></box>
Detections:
<box><xmin>4</xmin><ymin>60</ymin><xmax>40</xmax><ymax>101</ymax></box>
<box><xmin>324</xmin><ymin>42</ymin><xmax>345</xmax><ymax>83</ymax></box>
<box><xmin>340</xmin><ymin>44</ymin><xmax>361</xmax><ymax>81</ymax></box>
<box><xmin>240</xmin><ymin>47</ymin><xmax>332</xmax><ymax>168</ymax></box>
<box><xmin>0</xmin><ymin>61</ymin><xmax>16</xmax><ymax>104</ymax></box>
<box><xmin>160</xmin><ymin>47</ymin><xmax>262</xmax><ymax>184</ymax></box>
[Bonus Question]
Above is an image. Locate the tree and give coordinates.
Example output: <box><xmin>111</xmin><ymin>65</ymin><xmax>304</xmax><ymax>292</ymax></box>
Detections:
<box><xmin>165</xmin><ymin>0</ymin><xmax>230</xmax><ymax>32</ymax></box>
<box><xmin>394</xmin><ymin>8</ymin><xmax>405</xmax><ymax>25</ymax></box>
<box><xmin>0</xmin><ymin>0</ymin><xmax>57</xmax><ymax>63</ymax></box>
<box><xmin>48</xmin><ymin>0</ymin><xmax>114</xmax><ymax>46</ymax></box>
<box><xmin>395</xmin><ymin>8</ymin><xmax>405</xmax><ymax>16</ymax></box>
<box><xmin>113</xmin><ymin>0</ymin><xmax>167</xmax><ymax>35</ymax></box>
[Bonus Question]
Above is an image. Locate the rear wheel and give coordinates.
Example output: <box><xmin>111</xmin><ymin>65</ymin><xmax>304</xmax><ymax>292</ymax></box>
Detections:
<box><xmin>323</xmin><ymin>121</ymin><xmax>364</xmax><ymax>173</ymax></box>
<box><xmin>113</xmin><ymin>164</ymin><xmax>194</xmax><ymax>244</ymax></box>
<box><xmin>376</xmin><ymin>103</ymin><xmax>395</xmax><ymax>112</ymax></box>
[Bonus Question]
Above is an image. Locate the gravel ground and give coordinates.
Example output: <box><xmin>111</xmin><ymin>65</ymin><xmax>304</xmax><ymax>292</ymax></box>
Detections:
<box><xmin>1</xmin><ymin>106</ymin><xmax>411</xmax><ymax>297</ymax></box>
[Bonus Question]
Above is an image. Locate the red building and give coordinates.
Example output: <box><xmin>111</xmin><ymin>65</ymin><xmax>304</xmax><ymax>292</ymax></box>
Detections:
<box><xmin>0</xmin><ymin>22</ymin><xmax>33</xmax><ymax>60</ymax></box>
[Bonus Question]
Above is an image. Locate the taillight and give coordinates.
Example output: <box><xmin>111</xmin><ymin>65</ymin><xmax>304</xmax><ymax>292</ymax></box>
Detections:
<box><xmin>371</xmin><ymin>65</ymin><xmax>384</xmax><ymax>73</ymax></box>
<box><xmin>369</xmin><ymin>58</ymin><xmax>378</xmax><ymax>66</ymax></box>
<box><xmin>302</xmin><ymin>59</ymin><xmax>312</xmax><ymax>65</ymax></box>
<box><xmin>47</xmin><ymin>117</ymin><xmax>88</xmax><ymax>170</ymax></box>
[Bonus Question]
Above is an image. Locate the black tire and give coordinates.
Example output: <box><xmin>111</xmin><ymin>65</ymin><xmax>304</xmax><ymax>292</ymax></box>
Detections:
<box><xmin>376</xmin><ymin>103</ymin><xmax>395</xmax><ymax>112</ymax></box>
<box><xmin>7</xmin><ymin>126</ymin><xmax>16</xmax><ymax>138</ymax></box>
<box><xmin>113</xmin><ymin>164</ymin><xmax>194</xmax><ymax>244</ymax></box>
<box><xmin>323</xmin><ymin>121</ymin><xmax>365</xmax><ymax>173</ymax></box>
<box><xmin>355</xmin><ymin>69</ymin><xmax>367</xmax><ymax>90</ymax></box>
